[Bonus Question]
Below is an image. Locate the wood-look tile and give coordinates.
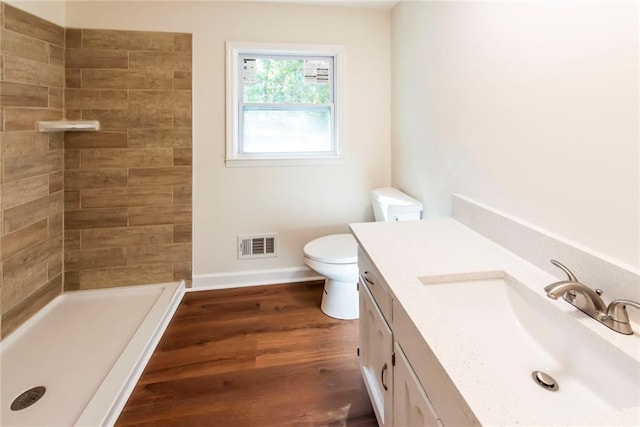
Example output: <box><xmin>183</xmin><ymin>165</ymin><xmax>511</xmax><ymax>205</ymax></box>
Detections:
<box><xmin>1</xmin><ymin>132</ymin><xmax>47</xmax><ymax>158</ymax></box>
<box><xmin>173</xmin><ymin>33</ymin><xmax>192</xmax><ymax>52</ymax></box>
<box><xmin>65</xmin><ymin>88</ymin><xmax>128</xmax><ymax>110</ymax></box>
<box><xmin>65</xmin><ymin>69</ymin><xmax>81</xmax><ymax>88</ymax></box>
<box><xmin>64</xmin><ymin>149</ymin><xmax>81</xmax><ymax>169</ymax></box>
<box><xmin>173</xmin><ymin>223</ymin><xmax>192</xmax><ymax>243</ymax></box>
<box><xmin>172</xmin><ymin>185</ymin><xmax>192</xmax><ymax>206</ymax></box>
<box><xmin>128</xmin><ymin>205</ymin><xmax>192</xmax><ymax>226</ymax></box>
<box><xmin>44</xmin><ymin>132</ymin><xmax>64</xmax><ymax>151</ymax></box>
<box><xmin>81</xmin><ymin>109</ymin><xmax>173</xmax><ymax>129</ymax></box>
<box><xmin>48</xmin><ymin>212</ymin><xmax>63</xmax><ymax>235</ymax></box>
<box><xmin>65</xmin><ymin>109</ymin><xmax>82</xmax><ymax>120</ymax></box>
<box><xmin>3</xmin><ymin>151</ymin><xmax>63</xmax><ymax>182</ymax></box>
<box><xmin>48</xmin><ymin>171</ymin><xmax>63</xmax><ymax>193</ymax></box>
<box><xmin>2</xmin><ymin>233</ymin><xmax>62</xmax><ymax>274</ymax></box>
<box><xmin>65</xmin><ymin>48</ymin><xmax>128</xmax><ymax>69</ymax></box>
<box><xmin>78</xmin><ymin>69</ymin><xmax>127</xmax><ymax>89</ymax></box>
<box><xmin>81</xmin><ymin>186</ymin><xmax>173</xmax><ymax>208</ymax></box>
<box><xmin>1</xmin><ymin>219</ymin><xmax>49</xmax><ymax>261</ymax></box>
<box><xmin>128</xmin><ymin>167</ymin><xmax>191</xmax><ymax>186</ymax></box>
<box><xmin>48</xmin><ymin>87</ymin><xmax>63</xmax><ymax>108</ymax></box>
<box><xmin>49</xmin><ymin>130</ymin><xmax>64</xmax><ymax>151</ymax></box>
<box><xmin>173</xmin><ymin>71</ymin><xmax>192</xmax><ymax>90</ymax></box>
<box><xmin>81</xmin><ymin>225</ymin><xmax>173</xmax><ymax>249</ymax></box>
<box><xmin>64</xmin><ymin>208</ymin><xmax>128</xmax><ymax>230</ymax></box>
<box><xmin>2</xmin><ymin>260</ymin><xmax>48</xmax><ymax>311</ymax></box>
<box><xmin>127</xmin><ymin>243</ymin><xmax>191</xmax><ymax>265</ymax></box>
<box><xmin>1</xmin><ymin>174</ymin><xmax>49</xmax><ymax>210</ymax></box>
<box><xmin>129</xmin><ymin>51</ymin><xmax>191</xmax><ymax>72</ymax></box>
<box><xmin>49</xmin><ymin>44</ymin><xmax>64</xmax><ymax>66</ymax></box>
<box><xmin>128</xmin><ymin>128</ymin><xmax>191</xmax><ymax>148</ymax></box>
<box><xmin>81</xmin><ymin>69</ymin><xmax>174</xmax><ymax>90</ymax></box>
<box><xmin>0</xmin><ymin>82</ymin><xmax>49</xmax><ymax>107</ymax></box>
<box><xmin>77</xmin><ymin>264</ymin><xmax>174</xmax><ymax>290</ymax></box>
<box><xmin>64</xmin><ymin>247</ymin><xmax>127</xmax><ymax>271</ymax></box>
<box><xmin>173</xmin><ymin>148</ymin><xmax>192</xmax><ymax>166</ymax></box>
<box><xmin>129</xmin><ymin>90</ymin><xmax>191</xmax><ymax>110</ymax></box>
<box><xmin>1</xmin><ymin>29</ymin><xmax>49</xmax><ymax>63</ymax></box>
<box><xmin>4</xmin><ymin>4</ymin><xmax>65</xmax><ymax>46</ymax></box>
<box><xmin>64</xmin><ymin>131</ymin><xmax>127</xmax><ymax>149</ymax></box>
<box><xmin>3</xmin><ymin>55</ymin><xmax>64</xmax><ymax>87</ymax></box>
<box><xmin>82</xmin><ymin>29</ymin><xmax>174</xmax><ymax>51</ymax></box>
<box><xmin>82</xmin><ymin>148</ymin><xmax>173</xmax><ymax>169</ymax></box>
<box><xmin>173</xmin><ymin>106</ymin><xmax>192</xmax><ymax>127</ymax></box>
<box><xmin>64</xmin><ymin>271</ymin><xmax>80</xmax><ymax>291</ymax></box>
<box><xmin>64</xmin><ymin>190</ymin><xmax>80</xmax><ymax>210</ymax></box>
<box><xmin>64</xmin><ymin>230</ymin><xmax>81</xmax><ymax>250</ymax></box>
<box><xmin>1</xmin><ymin>274</ymin><xmax>61</xmax><ymax>338</ymax></box>
<box><xmin>172</xmin><ymin>261</ymin><xmax>192</xmax><ymax>282</ymax></box>
<box><xmin>64</xmin><ymin>169</ymin><xmax>128</xmax><ymax>190</ymax></box>
<box><xmin>47</xmin><ymin>251</ymin><xmax>63</xmax><ymax>279</ymax></box>
<box><xmin>129</xmin><ymin>70</ymin><xmax>176</xmax><ymax>90</ymax></box>
<box><xmin>65</xmin><ymin>28</ymin><xmax>82</xmax><ymax>48</ymax></box>
<box><xmin>3</xmin><ymin>107</ymin><xmax>62</xmax><ymax>131</ymax></box>
<box><xmin>2</xmin><ymin>193</ymin><xmax>62</xmax><ymax>235</ymax></box>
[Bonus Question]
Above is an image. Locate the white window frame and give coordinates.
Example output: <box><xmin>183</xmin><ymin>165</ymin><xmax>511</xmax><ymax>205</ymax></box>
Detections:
<box><xmin>225</xmin><ymin>41</ymin><xmax>346</xmax><ymax>167</ymax></box>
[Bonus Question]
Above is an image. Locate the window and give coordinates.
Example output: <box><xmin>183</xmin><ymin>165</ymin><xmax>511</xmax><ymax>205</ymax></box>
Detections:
<box><xmin>226</xmin><ymin>41</ymin><xmax>345</xmax><ymax>166</ymax></box>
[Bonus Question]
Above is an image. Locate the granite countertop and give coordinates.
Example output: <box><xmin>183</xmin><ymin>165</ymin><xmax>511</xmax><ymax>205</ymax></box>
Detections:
<box><xmin>350</xmin><ymin>218</ymin><xmax>640</xmax><ymax>426</ymax></box>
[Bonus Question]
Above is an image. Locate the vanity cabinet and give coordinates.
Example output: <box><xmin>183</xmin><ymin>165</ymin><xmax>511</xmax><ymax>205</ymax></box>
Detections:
<box><xmin>358</xmin><ymin>247</ymin><xmax>475</xmax><ymax>427</ymax></box>
<box><xmin>359</xmin><ymin>279</ymin><xmax>393</xmax><ymax>426</ymax></box>
<box><xmin>393</xmin><ymin>342</ymin><xmax>441</xmax><ymax>427</ymax></box>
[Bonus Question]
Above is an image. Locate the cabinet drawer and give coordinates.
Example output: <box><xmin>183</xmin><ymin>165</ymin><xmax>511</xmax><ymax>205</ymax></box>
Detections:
<box><xmin>358</xmin><ymin>248</ymin><xmax>392</xmax><ymax>322</ymax></box>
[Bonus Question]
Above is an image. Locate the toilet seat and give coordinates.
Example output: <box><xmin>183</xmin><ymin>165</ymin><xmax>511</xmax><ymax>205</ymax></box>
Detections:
<box><xmin>303</xmin><ymin>234</ymin><xmax>357</xmax><ymax>264</ymax></box>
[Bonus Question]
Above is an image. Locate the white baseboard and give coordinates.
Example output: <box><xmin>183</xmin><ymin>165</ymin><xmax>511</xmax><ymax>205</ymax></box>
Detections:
<box><xmin>190</xmin><ymin>266</ymin><xmax>323</xmax><ymax>291</ymax></box>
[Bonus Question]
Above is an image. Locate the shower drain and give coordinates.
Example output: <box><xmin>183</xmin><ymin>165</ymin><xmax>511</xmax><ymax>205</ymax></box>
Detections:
<box><xmin>11</xmin><ymin>386</ymin><xmax>46</xmax><ymax>411</ymax></box>
<box><xmin>531</xmin><ymin>371</ymin><xmax>559</xmax><ymax>392</ymax></box>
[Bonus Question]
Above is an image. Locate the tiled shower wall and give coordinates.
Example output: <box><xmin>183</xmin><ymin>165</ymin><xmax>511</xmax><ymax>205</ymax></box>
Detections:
<box><xmin>0</xmin><ymin>4</ymin><xmax>65</xmax><ymax>337</ymax></box>
<box><xmin>63</xmin><ymin>28</ymin><xmax>193</xmax><ymax>291</ymax></box>
<box><xmin>0</xmin><ymin>3</ymin><xmax>193</xmax><ymax>337</ymax></box>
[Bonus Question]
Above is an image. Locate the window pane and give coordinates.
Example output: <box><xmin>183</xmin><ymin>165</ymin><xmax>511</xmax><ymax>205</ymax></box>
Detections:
<box><xmin>242</xmin><ymin>57</ymin><xmax>331</xmax><ymax>104</ymax></box>
<box><xmin>242</xmin><ymin>108</ymin><xmax>332</xmax><ymax>153</ymax></box>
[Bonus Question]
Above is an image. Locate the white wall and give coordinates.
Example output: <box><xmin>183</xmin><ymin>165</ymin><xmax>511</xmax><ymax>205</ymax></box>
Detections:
<box><xmin>65</xmin><ymin>1</ymin><xmax>391</xmax><ymax>281</ymax></box>
<box><xmin>4</xmin><ymin>0</ymin><xmax>65</xmax><ymax>25</ymax></box>
<box><xmin>391</xmin><ymin>1</ymin><xmax>639</xmax><ymax>268</ymax></box>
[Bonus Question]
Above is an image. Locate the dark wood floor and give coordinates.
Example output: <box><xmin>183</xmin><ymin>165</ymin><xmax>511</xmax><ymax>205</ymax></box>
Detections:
<box><xmin>116</xmin><ymin>281</ymin><xmax>378</xmax><ymax>426</ymax></box>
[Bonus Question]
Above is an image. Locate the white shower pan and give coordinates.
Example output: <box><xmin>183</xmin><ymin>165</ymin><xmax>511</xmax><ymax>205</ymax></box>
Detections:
<box><xmin>1</xmin><ymin>281</ymin><xmax>184</xmax><ymax>426</ymax></box>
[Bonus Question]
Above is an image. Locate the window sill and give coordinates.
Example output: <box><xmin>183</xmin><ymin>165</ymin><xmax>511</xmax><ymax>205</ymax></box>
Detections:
<box><xmin>225</xmin><ymin>156</ymin><xmax>347</xmax><ymax>168</ymax></box>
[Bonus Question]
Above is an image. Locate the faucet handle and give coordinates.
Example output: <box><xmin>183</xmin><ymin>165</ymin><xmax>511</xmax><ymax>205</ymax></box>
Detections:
<box><xmin>605</xmin><ymin>300</ymin><xmax>640</xmax><ymax>335</ymax></box>
<box><xmin>550</xmin><ymin>259</ymin><xmax>578</xmax><ymax>282</ymax></box>
<box><xmin>606</xmin><ymin>299</ymin><xmax>640</xmax><ymax>329</ymax></box>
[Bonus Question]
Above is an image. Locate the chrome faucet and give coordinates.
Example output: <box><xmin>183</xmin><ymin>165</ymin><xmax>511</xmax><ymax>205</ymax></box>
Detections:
<box><xmin>544</xmin><ymin>260</ymin><xmax>639</xmax><ymax>335</ymax></box>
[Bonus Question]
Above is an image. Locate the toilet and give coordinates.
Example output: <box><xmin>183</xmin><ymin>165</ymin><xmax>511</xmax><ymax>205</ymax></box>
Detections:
<box><xmin>303</xmin><ymin>187</ymin><xmax>423</xmax><ymax>319</ymax></box>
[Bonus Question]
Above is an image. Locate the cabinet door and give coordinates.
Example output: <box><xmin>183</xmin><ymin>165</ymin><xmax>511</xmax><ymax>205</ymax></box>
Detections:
<box><xmin>393</xmin><ymin>342</ymin><xmax>442</xmax><ymax>427</ymax></box>
<box><xmin>359</xmin><ymin>281</ymin><xmax>393</xmax><ymax>427</ymax></box>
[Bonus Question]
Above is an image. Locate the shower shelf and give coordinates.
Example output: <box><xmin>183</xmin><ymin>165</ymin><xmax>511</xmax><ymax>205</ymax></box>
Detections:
<box><xmin>36</xmin><ymin>120</ymin><xmax>100</xmax><ymax>132</ymax></box>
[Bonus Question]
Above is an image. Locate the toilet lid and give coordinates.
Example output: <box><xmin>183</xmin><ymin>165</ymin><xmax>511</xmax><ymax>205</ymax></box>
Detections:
<box><xmin>303</xmin><ymin>234</ymin><xmax>358</xmax><ymax>264</ymax></box>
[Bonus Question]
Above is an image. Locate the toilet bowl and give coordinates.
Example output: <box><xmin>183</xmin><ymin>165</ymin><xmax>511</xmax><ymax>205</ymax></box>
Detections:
<box><xmin>304</xmin><ymin>187</ymin><xmax>424</xmax><ymax>320</ymax></box>
<box><xmin>303</xmin><ymin>234</ymin><xmax>359</xmax><ymax>320</ymax></box>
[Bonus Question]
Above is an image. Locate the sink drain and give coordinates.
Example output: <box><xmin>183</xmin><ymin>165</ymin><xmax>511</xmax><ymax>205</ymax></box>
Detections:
<box><xmin>11</xmin><ymin>386</ymin><xmax>46</xmax><ymax>411</ymax></box>
<box><xmin>531</xmin><ymin>371</ymin><xmax>559</xmax><ymax>392</ymax></box>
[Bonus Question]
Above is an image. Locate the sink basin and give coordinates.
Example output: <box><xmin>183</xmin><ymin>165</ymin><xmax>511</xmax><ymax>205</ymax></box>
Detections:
<box><xmin>417</xmin><ymin>272</ymin><xmax>640</xmax><ymax>425</ymax></box>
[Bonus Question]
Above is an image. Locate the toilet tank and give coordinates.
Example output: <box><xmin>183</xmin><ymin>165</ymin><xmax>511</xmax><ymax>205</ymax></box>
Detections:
<box><xmin>370</xmin><ymin>187</ymin><xmax>423</xmax><ymax>222</ymax></box>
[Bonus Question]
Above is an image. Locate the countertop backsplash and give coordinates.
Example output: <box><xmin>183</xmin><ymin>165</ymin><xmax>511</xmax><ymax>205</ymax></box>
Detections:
<box><xmin>452</xmin><ymin>194</ymin><xmax>640</xmax><ymax>325</ymax></box>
